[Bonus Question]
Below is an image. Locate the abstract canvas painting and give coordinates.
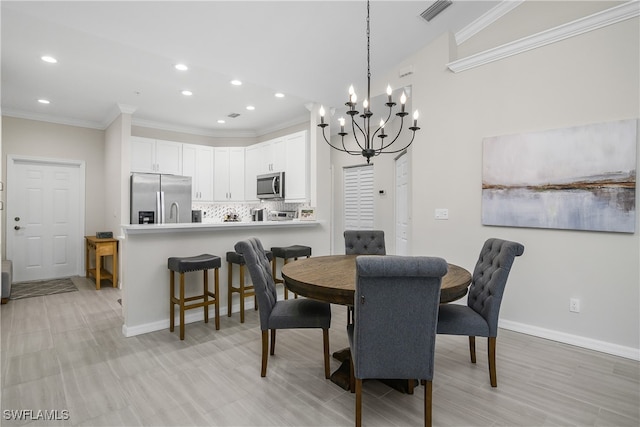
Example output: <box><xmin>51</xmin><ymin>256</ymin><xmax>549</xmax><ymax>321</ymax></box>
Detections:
<box><xmin>482</xmin><ymin>119</ymin><xmax>637</xmax><ymax>233</ymax></box>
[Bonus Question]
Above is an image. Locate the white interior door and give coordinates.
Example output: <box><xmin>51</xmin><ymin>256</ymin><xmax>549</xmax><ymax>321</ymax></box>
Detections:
<box><xmin>7</xmin><ymin>156</ymin><xmax>85</xmax><ymax>282</ymax></box>
<box><xmin>395</xmin><ymin>152</ymin><xmax>411</xmax><ymax>255</ymax></box>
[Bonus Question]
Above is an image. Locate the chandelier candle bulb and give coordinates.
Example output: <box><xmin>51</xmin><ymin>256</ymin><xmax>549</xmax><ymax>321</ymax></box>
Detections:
<box><xmin>401</xmin><ymin>92</ymin><xmax>407</xmax><ymax>113</ymax></box>
<box><xmin>339</xmin><ymin>117</ymin><xmax>345</xmax><ymax>133</ymax></box>
<box><xmin>319</xmin><ymin>106</ymin><xmax>325</xmax><ymax>124</ymax></box>
<box><xmin>387</xmin><ymin>85</ymin><xmax>393</xmax><ymax>103</ymax></box>
<box><xmin>413</xmin><ymin>111</ymin><xmax>419</xmax><ymax>127</ymax></box>
<box><xmin>380</xmin><ymin>119</ymin><xmax>385</xmax><ymax>136</ymax></box>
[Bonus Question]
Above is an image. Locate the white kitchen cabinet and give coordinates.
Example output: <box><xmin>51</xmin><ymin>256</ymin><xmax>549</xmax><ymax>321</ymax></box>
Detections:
<box><xmin>254</xmin><ymin>138</ymin><xmax>286</xmax><ymax>175</ymax></box>
<box><xmin>284</xmin><ymin>130</ymin><xmax>309</xmax><ymax>202</ymax></box>
<box><xmin>244</xmin><ymin>138</ymin><xmax>285</xmax><ymax>201</ymax></box>
<box><xmin>214</xmin><ymin>147</ymin><xmax>245</xmax><ymax>201</ymax></box>
<box><xmin>244</xmin><ymin>144</ymin><xmax>260</xmax><ymax>201</ymax></box>
<box><xmin>182</xmin><ymin>144</ymin><xmax>214</xmax><ymax>201</ymax></box>
<box><xmin>244</xmin><ymin>131</ymin><xmax>309</xmax><ymax>202</ymax></box>
<box><xmin>131</xmin><ymin>137</ymin><xmax>182</xmax><ymax>175</ymax></box>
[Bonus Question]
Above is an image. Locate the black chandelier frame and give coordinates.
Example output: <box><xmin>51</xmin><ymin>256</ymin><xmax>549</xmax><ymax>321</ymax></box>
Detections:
<box><xmin>318</xmin><ymin>0</ymin><xmax>420</xmax><ymax>164</ymax></box>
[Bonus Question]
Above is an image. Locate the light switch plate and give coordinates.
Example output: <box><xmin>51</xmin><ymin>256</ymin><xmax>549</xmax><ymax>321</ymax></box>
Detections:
<box><xmin>435</xmin><ymin>208</ymin><xmax>449</xmax><ymax>220</ymax></box>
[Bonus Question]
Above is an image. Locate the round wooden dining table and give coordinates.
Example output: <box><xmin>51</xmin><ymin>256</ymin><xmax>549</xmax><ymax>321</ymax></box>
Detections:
<box><xmin>282</xmin><ymin>254</ymin><xmax>473</xmax><ymax>392</ymax></box>
<box><xmin>281</xmin><ymin>254</ymin><xmax>472</xmax><ymax>306</ymax></box>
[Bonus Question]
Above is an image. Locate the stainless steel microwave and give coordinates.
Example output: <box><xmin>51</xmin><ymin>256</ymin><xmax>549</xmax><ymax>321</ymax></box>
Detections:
<box><xmin>257</xmin><ymin>172</ymin><xmax>284</xmax><ymax>200</ymax></box>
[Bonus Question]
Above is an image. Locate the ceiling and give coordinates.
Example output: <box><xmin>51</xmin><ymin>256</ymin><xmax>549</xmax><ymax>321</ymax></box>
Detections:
<box><xmin>1</xmin><ymin>1</ymin><xmax>500</xmax><ymax>137</ymax></box>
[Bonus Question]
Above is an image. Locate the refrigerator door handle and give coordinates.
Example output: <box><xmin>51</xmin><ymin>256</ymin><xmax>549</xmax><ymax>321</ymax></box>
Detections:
<box><xmin>157</xmin><ymin>191</ymin><xmax>165</xmax><ymax>224</ymax></box>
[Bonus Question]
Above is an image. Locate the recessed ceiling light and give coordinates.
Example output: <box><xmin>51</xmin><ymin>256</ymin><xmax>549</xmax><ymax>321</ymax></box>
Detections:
<box><xmin>275</xmin><ymin>93</ymin><xmax>285</xmax><ymax>98</ymax></box>
<box><xmin>41</xmin><ymin>56</ymin><xmax>57</xmax><ymax>63</ymax></box>
<box><xmin>38</xmin><ymin>99</ymin><xmax>50</xmax><ymax>104</ymax></box>
<box><xmin>217</xmin><ymin>119</ymin><xmax>225</xmax><ymax>124</ymax></box>
<box><xmin>246</xmin><ymin>105</ymin><xmax>255</xmax><ymax>111</ymax></box>
<box><xmin>181</xmin><ymin>90</ymin><xmax>193</xmax><ymax>96</ymax></box>
<box><xmin>230</xmin><ymin>80</ymin><xmax>242</xmax><ymax>86</ymax></box>
<box><xmin>175</xmin><ymin>63</ymin><xmax>188</xmax><ymax>71</ymax></box>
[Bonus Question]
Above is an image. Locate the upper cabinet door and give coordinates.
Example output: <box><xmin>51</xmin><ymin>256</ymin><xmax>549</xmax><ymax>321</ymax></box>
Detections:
<box><xmin>284</xmin><ymin>131</ymin><xmax>309</xmax><ymax>202</ymax></box>
<box><xmin>214</xmin><ymin>147</ymin><xmax>244</xmax><ymax>201</ymax></box>
<box><xmin>228</xmin><ymin>147</ymin><xmax>245</xmax><ymax>201</ymax></box>
<box><xmin>270</xmin><ymin>138</ymin><xmax>286</xmax><ymax>172</ymax></box>
<box><xmin>183</xmin><ymin>144</ymin><xmax>214</xmax><ymax>201</ymax></box>
<box><xmin>155</xmin><ymin>140</ymin><xmax>182</xmax><ymax>175</ymax></box>
<box><xmin>244</xmin><ymin>144</ymin><xmax>260</xmax><ymax>201</ymax></box>
<box><xmin>131</xmin><ymin>137</ymin><xmax>156</xmax><ymax>173</ymax></box>
<box><xmin>195</xmin><ymin>146</ymin><xmax>214</xmax><ymax>201</ymax></box>
<box><xmin>131</xmin><ymin>137</ymin><xmax>182</xmax><ymax>175</ymax></box>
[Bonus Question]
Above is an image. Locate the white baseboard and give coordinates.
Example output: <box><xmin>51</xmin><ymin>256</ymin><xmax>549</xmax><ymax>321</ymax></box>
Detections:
<box><xmin>122</xmin><ymin>296</ymin><xmax>258</xmax><ymax>337</ymax></box>
<box><xmin>499</xmin><ymin>319</ymin><xmax>640</xmax><ymax>361</ymax></box>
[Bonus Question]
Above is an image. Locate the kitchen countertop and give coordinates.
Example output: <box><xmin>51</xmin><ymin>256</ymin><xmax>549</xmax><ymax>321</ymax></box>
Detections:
<box><xmin>122</xmin><ymin>220</ymin><xmax>320</xmax><ymax>235</ymax></box>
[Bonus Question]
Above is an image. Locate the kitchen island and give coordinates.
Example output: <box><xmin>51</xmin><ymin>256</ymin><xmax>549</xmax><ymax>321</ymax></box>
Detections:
<box><xmin>120</xmin><ymin>220</ymin><xmax>327</xmax><ymax>337</ymax></box>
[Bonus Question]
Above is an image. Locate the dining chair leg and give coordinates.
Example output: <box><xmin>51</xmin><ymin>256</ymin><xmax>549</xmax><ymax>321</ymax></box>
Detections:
<box><xmin>355</xmin><ymin>378</ymin><xmax>363</xmax><ymax>427</ymax></box>
<box><xmin>349</xmin><ymin>357</ymin><xmax>355</xmax><ymax>393</ymax></box>
<box><xmin>424</xmin><ymin>379</ymin><xmax>433</xmax><ymax>427</ymax></box>
<box><xmin>488</xmin><ymin>336</ymin><xmax>497</xmax><ymax>387</ymax></box>
<box><xmin>469</xmin><ymin>336</ymin><xmax>477</xmax><ymax>363</ymax></box>
<box><xmin>270</xmin><ymin>329</ymin><xmax>277</xmax><ymax>355</ymax></box>
<box><xmin>322</xmin><ymin>328</ymin><xmax>331</xmax><ymax>379</ymax></box>
<box><xmin>261</xmin><ymin>330</ymin><xmax>269</xmax><ymax>377</ymax></box>
<box><xmin>407</xmin><ymin>379</ymin><xmax>414</xmax><ymax>394</ymax></box>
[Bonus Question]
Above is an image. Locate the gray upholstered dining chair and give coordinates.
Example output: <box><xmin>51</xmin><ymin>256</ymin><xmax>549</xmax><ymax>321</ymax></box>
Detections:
<box><xmin>344</xmin><ymin>230</ymin><xmax>386</xmax><ymax>255</ymax></box>
<box><xmin>235</xmin><ymin>237</ymin><xmax>331</xmax><ymax>378</ymax></box>
<box><xmin>437</xmin><ymin>238</ymin><xmax>524</xmax><ymax>387</ymax></box>
<box><xmin>348</xmin><ymin>255</ymin><xmax>448</xmax><ymax>427</ymax></box>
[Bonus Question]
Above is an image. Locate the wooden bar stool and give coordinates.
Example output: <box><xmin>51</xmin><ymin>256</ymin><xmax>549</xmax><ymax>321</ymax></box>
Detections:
<box><xmin>270</xmin><ymin>245</ymin><xmax>312</xmax><ymax>300</ymax></box>
<box><xmin>168</xmin><ymin>253</ymin><xmax>221</xmax><ymax>340</ymax></box>
<box><xmin>226</xmin><ymin>250</ymin><xmax>273</xmax><ymax>323</ymax></box>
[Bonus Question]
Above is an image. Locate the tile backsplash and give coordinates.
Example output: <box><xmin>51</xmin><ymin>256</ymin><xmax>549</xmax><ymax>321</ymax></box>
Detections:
<box><xmin>192</xmin><ymin>200</ymin><xmax>306</xmax><ymax>222</ymax></box>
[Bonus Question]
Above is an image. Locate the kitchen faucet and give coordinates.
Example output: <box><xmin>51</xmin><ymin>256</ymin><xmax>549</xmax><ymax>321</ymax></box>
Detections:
<box><xmin>169</xmin><ymin>202</ymin><xmax>179</xmax><ymax>223</ymax></box>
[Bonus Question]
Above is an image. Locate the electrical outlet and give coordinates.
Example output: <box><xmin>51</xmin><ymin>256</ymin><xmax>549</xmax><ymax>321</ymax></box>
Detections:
<box><xmin>435</xmin><ymin>208</ymin><xmax>449</xmax><ymax>220</ymax></box>
<box><xmin>569</xmin><ymin>298</ymin><xmax>580</xmax><ymax>313</ymax></box>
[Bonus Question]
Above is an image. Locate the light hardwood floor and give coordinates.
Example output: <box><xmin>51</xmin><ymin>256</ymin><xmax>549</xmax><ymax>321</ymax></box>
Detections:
<box><xmin>1</xmin><ymin>276</ymin><xmax>638</xmax><ymax>426</ymax></box>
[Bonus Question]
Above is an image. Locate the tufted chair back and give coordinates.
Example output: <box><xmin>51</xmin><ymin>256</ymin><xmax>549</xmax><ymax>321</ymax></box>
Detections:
<box><xmin>348</xmin><ymin>255</ymin><xmax>448</xmax><ymax>426</ymax></box>
<box><xmin>235</xmin><ymin>237</ymin><xmax>278</xmax><ymax>331</ymax></box>
<box><xmin>344</xmin><ymin>230</ymin><xmax>386</xmax><ymax>255</ymax></box>
<box><xmin>467</xmin><ymin>238</ymin><xmax>525</xmax><ymax>336</ymax></box>
<box><xmin>351</xmin><ymin>255</ymin><xmax>447</xmax><ymax>380</ymax></box>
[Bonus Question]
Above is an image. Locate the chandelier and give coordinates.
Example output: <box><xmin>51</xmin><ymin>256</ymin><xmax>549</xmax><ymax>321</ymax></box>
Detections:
<box><xmin>318</xmin><ymin>0</ymin><xmax>420</xmax><ymax>164</ymax></box>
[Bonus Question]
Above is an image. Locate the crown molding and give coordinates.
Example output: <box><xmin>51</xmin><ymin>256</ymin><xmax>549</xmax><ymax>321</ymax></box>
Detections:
<box><xmin>455</xmin><ymin>0</ymin><xmax>524</xmax><ymax>46</ymax></box>
<box><xmin>2</xmin><ymin>109</ymin><xmax>105</xmax><ymax>130</ymax></box>
<box><xmin>448</xmin><ymin>0</ymin><xmax>639</xmax><ymax>73</ymax></box>
<box><xmin>254</xmin><ymin>114</ymin><xmax>310</xmax><ymax>137</ymax></box>
<box><xmin>131</xmin><ymin>117</ymin><xmax>259</xmax><ymax>138</ymax></box>
<box><xmin>2</xmin><ymin>107</ymin><xmax>308</xmax><ymax>139</ymax></box>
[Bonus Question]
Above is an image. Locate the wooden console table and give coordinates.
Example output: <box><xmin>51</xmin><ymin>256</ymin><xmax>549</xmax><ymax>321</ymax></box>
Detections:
<box><xmin>85</xmin><ymin>236</ymin><xmax>118</xmax><ymax>290</ymax></box>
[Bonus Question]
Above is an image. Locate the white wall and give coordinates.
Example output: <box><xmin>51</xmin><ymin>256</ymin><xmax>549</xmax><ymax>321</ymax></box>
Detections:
<box><xmin>380</xmin><ymin>2</ymin><xmax>639</xmax><ymax>356</ymax></box>
<box><xmin>328</xmin><ymin>113</ymin><xmax>402</xmax><ymax>255</ymax></box>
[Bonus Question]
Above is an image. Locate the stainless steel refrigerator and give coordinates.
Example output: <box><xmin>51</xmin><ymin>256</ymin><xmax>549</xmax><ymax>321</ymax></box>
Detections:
<box><xmin>130</xmin><ymin>173</ymin><xmax>192</xmax><ymax>224</ymax></box>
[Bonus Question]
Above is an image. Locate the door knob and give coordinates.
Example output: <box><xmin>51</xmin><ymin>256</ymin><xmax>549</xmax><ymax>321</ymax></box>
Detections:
<box><xmin>14</xmin><ymin>217</ymin><xmax>20</xmax><ymax>221</ymax></box>
<box><xmin>14</xmin><ymin>226</ymin><xmax>21</xmax><ymax>230</ymax></box>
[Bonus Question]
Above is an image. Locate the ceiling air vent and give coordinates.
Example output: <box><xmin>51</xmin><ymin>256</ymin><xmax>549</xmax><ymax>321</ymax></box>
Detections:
<box><xmin>227</xmin><ymin>113</ymin><xmax>240</xmax><ymax>118</ymax></box>
<box><xmin>420</xmin><ymin>0</ymin><xmax>452</xmax><ymax>22</ymax></box>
